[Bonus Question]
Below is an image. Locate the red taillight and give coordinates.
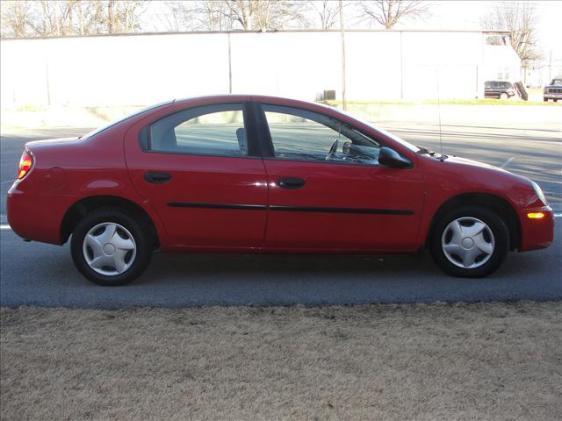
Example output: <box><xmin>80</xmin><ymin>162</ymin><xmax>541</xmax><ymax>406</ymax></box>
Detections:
<box><xmin>17</xmin><ymin>151</ymin><xmax>33</xmax><ymax>180</ymax></box>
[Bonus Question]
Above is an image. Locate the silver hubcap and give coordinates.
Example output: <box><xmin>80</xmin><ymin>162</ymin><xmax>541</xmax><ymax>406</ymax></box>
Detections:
<box><xmin>82</xmin><ymin>222</ymin><xmax>136</xmax><ymax>276</ymax></box>
<box><xmin>441</xmin><ymin>217</ymin><xmax>495</xmax><ymax>269</ymax></box>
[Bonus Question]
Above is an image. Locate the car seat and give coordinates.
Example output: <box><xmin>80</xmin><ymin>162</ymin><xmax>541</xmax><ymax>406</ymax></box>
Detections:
<box><xmin>236</xmin><ymin>127</ymin><xmax>247</xmax><ymax>155</ymax></box>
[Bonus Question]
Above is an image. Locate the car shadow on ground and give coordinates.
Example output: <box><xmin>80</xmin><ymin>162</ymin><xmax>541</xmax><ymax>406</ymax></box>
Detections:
<box><xmin>138</xmin><ymin>249</ymin><xmax>544</xmax><ymax>284</ymax></box>
<box><xmin>144</xmin><ymin>252</ymin><xmax>434</xmax><ymax>279</ymax></box>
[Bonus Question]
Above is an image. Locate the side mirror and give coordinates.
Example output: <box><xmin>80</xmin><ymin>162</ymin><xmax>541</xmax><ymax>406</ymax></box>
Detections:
<box><xmin>378</xmin><ymin>146</ymin><xmax>412</xmax><ymax>169</ymax></box>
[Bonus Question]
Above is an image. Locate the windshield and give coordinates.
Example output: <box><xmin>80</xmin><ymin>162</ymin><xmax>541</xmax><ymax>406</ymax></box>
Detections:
<box><xmin>373</xmin><ymin>126</ymin><xmax>421</xmax><ymax>152</ymax></box>
<box><xmin>333</xmin><ymin>108</ymin><xmax>420</xmax><ymax>152</ymax></box>
<box><xmin>551</xmin><ymin>79</ymin><xmax>562</xmax><ymax>85</ymax></box>
<box><xmin>82</xmin><ymin>101</ymin><xmax>172</xmax><ymax>139</ymax></box>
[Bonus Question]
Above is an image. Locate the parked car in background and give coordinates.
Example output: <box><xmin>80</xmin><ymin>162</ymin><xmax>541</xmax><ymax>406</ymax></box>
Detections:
<box><xmin>7</xmin><ymin>95</ymin><xmax>554</xmax><ymax>286</ymax></box>
<box><xmin>484</xmin><ymin>81</ymin><xmax>516</xmax><ymax>99</ymax></box>
<box><xmin>543</xmin><ymin>78</ymin><xmax>562</xmax><ymax>102</ymax></box>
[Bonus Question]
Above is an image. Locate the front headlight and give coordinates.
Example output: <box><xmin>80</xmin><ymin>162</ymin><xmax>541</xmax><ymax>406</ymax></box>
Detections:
<box><xmin>531</xmin><ymin>181</ymin><xmax>547</xmax><ymax>205</ymax></box>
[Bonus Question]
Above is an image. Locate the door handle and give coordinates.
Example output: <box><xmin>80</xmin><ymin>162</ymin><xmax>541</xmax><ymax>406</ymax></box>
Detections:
<box><xmin>277</xmin><ymin>177</ymin><xmax>306</xmax><ymax>189</ymax></box>
<box><xmin>144</xmin><ymin>171</ymin><xmax>172</xmax><ymax>184</ymax></box>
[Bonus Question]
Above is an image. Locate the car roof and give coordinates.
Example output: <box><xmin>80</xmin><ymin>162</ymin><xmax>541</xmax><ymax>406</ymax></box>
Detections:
<box><xmin>171</xmin><ymin>94</ymin><xmax>340</xmax><ymax>116</ymax></box>
<box><xmin>173</xmin><ymin>94</ymin><xmax>326</xmax><ymax>106</ymax></box>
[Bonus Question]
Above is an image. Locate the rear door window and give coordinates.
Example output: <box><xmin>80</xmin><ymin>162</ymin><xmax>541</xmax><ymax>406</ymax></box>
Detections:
<box><xmin>145</xmin><ymin>104</ymin><xmax>248</xmax><ymax>157</ymax></box>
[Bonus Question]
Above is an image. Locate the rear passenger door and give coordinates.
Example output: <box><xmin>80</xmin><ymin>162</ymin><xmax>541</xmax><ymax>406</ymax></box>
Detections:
<box><xmin>125</xmin><ymin>102</ymin><xmax>268</xmax><ymax>249</ymax></box>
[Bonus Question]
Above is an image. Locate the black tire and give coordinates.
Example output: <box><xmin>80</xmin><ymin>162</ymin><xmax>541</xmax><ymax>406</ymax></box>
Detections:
<box><xmin>430</xmin><ymin>206</ymin><xmax>510</xmax><ymax>278</ymax></box>
<box><xmin>71</xmin><ymin>208</ymin><xmax>152</xmax><ymax>286</ymax></box>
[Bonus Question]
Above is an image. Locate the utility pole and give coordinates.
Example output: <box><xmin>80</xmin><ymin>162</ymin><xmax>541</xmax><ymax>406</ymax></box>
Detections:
<box><xmin>339</xmin><ymin>0</ymin><xmax>347</xmax><ymax>110</ymax></box>
<box><xmin>228</xmin><ymin>33</ymin><xmax>233</xmax><ymax>94</ymax></box>
<box><xmin>548</xmin><ymin>50</ymin><xmax>552</xmax><ymax>81</ymax></box>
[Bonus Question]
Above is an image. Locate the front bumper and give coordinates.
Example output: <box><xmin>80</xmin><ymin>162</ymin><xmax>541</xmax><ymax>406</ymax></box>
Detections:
<box><xmin>518</xmin><ymin>206</ymin><xmax>555</xmax><ymax>251</ymax></box>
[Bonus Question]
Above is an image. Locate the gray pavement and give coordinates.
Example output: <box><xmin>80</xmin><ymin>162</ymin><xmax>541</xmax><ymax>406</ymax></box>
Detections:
<box><xmin>0</xmin><ymin>225</ymin><xmax>561</xmax><ymax>308</ymax></box>
<box><xmin>1</xmin><ymin>123</ymin><xmax>561</xmax><ymax>308</ymax></box>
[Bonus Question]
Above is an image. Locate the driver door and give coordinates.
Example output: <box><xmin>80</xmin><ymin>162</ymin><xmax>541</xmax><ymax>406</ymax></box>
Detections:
<box><xmin>258</xmin><ymin>104</ymin><xmax>425</xmax><ymax>251</ymax></box>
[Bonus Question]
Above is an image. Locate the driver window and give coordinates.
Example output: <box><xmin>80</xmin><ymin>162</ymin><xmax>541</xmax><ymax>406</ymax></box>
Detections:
<box><xmin>263</xmin><ymin>104</ymin><xmax>380</xmax><ymax>165</ymax></box>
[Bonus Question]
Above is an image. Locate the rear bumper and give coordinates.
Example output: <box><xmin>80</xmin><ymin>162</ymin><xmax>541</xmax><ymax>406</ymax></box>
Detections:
<box><xmin>518</xmin><ymin>206</ymin><xmax>555</xmax><ymax>251</ymax></box>
<box><xmin>485</xmin><ymin>91</ymin><xmax>515</xmax><ymax>98</ymax></box>
<box><xmin>7</xmin><ymin>182</ymin><xmax>74</xmax><ymax>245</ymax></box>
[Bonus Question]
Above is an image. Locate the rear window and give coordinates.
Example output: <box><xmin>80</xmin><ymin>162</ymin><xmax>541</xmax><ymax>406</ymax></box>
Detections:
<box><xmin>83</xmin><ymin>101</ymin><xmax>171</xmax><ymax>139</ymax></box>
<box><xmin>485</xmin><ymin>81</ymin><xmax>513</xmax><ymax>89</ymax></box>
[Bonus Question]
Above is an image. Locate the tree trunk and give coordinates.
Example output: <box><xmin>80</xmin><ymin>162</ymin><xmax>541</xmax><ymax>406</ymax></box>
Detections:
<box><xmin>108</xmin><ymin>0</ymin><xmax>114</xmax><ymax>34</ymax></box>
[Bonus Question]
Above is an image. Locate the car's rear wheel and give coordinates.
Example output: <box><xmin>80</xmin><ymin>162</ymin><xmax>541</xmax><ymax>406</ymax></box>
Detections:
<box><xmin>500</xmin><ymin>92</ymin><xmax>508</xmax><ymax>100</ymax></box>
<box><xmin>71</xmin><ymin>208</ymin><xmax>152</xmax><ymax>286</ymax></box>
<box><xmin>430</xmin><ymin>206</ymin><xmax>509</xmax><ymax>277</ymax></box>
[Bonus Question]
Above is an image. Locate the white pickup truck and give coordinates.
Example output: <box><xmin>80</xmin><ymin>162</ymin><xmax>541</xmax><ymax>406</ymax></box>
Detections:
<box><xmin>543</xmin><ymin>78</ymin><xmax>562</xmax><ymax>102</ymax></box>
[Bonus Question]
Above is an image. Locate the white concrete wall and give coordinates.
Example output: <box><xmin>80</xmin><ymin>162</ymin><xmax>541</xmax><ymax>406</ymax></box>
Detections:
<box><xmin>0</xmin><ymin>31</ymin><xmax>520</xmax><ymax>108</ymax></box>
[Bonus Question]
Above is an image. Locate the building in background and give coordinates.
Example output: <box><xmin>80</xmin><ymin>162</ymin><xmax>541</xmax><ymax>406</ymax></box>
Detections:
<box><xmin>0</xmin><ymin>30</ymin><xmax>521</xmax><ymax>108</ymax></box>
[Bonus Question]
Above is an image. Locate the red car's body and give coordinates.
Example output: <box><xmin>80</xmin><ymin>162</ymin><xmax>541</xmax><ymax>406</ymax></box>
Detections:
<box><xmin>7</xmin><ymin>95</ymin><xmax>554</xmax><ymax>284</ymax></box>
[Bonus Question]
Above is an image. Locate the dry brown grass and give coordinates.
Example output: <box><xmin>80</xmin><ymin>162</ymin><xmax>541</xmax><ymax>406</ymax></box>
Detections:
<box><xmin>1</xmin><ymin>302</ymin><xmax>561</xmax><ymax>420</ymax></box>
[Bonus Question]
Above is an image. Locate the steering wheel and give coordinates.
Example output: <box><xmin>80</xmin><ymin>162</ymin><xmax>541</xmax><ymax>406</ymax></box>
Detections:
<box><xmin>326</xmin><ymin>138</ymin><xmax>339</xmax><ymax>160</ymax></box>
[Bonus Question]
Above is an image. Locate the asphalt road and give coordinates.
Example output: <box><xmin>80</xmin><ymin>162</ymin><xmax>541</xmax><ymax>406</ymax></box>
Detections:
<box><xmin>1</xmin><ymin>124</ymin><xmax>561</xmax><ymax>308</ymax></box>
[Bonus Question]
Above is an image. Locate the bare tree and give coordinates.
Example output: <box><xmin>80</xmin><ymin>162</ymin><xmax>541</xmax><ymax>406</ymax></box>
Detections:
<box><xmin>195</xmin><ymin>0</ymin><xmax>236</xmax><ymax>31</ymax></box>
<box><xmin>361</xmin><ymin>0</ymin><xmax>429</xmax><ymax>29</ymax></box>
<box><xmin>1</xmin><ymin>0</ymin><xmax>34</xmax><ymax>37</ymax></box>
<box><xmin>28</xmin><ymin>1</ymin><xmax>77</xmax><ymax>36</ymax></box>
<box><xmin>481</xmin><ymin>1</ymin><xmax>540</xmax><ymax>64</ymax></box>
<box><xmin>1</xmin><ymin>0</ymin><xmax>145</xmax><ymax>38</ymax></box>
<box><xmin>158</xmin><ymin>0</ymin><xmax>298</xmax><ymax>32</ymax></box>
<box><xmin>154</xmin><ymin>1</ymin><xmax>196</xmax><ymax>32</ymax></box>
<box><xmin>202</xmin><ymin>0</ymin><xmax>303</xmax><ymax>31</ymax></box>
<box><xmin>2</xmin><ymin>0</ymin><xmax>76</xmax><ymax>37</ymax></box>
<box><xmin>74</xmin><ymin>1</ymin><xmax>106</xmax><ymax>35</ymax></box>
<box><xmin>105</xmin><ymin>0</ymin><xmax>144</xmax><ymax>34</ymax></box>
<box><xmin>306</xmin><ymin>0</ymin><xmax>344</xmax><ymax>30</ymax></box>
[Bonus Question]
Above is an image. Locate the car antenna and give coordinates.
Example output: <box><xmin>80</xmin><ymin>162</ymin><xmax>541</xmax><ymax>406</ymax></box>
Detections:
<box><xmin>436</xmin><ymin>67</ymin><xmax>444</xmax><ymax>161</ymax></box>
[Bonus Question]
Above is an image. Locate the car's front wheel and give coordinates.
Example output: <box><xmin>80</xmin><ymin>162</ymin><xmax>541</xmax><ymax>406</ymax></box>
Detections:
<box><xmin>430</xmin><ymin>206</ymin><xmax>509</xmax><ymax>277</ymax></box>
<box><xmin>71</xmin><ymin>208</ymin><xmax>152</xmax><ymax>286</ymax></box>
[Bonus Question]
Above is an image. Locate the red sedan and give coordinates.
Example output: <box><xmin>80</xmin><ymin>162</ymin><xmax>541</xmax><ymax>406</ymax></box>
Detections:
<box><xmin>7</xmin><ymin>95</ymin><xmax>554</xmax><ymax>285</ymax></box>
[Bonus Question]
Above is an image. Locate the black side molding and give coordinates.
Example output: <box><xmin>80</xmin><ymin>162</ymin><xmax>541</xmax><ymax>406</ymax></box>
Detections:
<box><xmin>168</xmin><ymin>202</ymin><xmax>266</xmax><ymax>210</ymax></box>
<box><xmin>167</xmin><ymin>202</ymin><xmax>413</xmax><ymax>215</ymax></box>
<box><xmin>269</xmin><ymin>205</ymin><xmax>413</xmax><ymax>215</ymax></box>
